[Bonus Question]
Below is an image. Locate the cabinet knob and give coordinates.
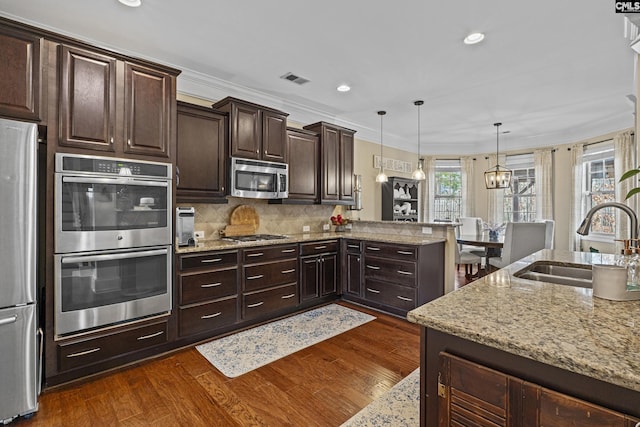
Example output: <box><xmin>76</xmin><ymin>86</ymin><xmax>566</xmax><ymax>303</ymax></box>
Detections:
<box><xmin>128</xmin><ymin>139</ymin><xmax>131</xmax><ymax>146</ymax></box>
<box><xmin>110</xmin><ymin>137</ymin><xmax>114</xmax><ymax>145</ymax></box>
<box><xmin>256</xmin><ymin>149</ymin><xmax>259</xmax><ymax>154</ymax></box>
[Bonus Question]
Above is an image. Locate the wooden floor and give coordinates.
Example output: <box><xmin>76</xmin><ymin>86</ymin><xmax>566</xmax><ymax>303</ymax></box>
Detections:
<box><xmin>16</xmin><ymin>302</ymin><xmax>420</xmax><ymax>427</ymax></box>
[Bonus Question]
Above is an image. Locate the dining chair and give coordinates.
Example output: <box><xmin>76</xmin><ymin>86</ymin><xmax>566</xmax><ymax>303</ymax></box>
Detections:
<box><xmin>455</xmin><ymin>238</ymin><xmax>483</xmax><ymax>279</ymax></box>
<box><xmin>488</xmin><ymin>222</ymin><xmax>547</xmax><ymax>270</ymax></box>
<box><xmin>456</xmin><ymin>217</ymin><xmax>483</xmax><ymax>251</ymax></box>
<box><xmin>543</xmin><ymin>219</ymin><xmax>555</xmax><ymax>249</ymax></box>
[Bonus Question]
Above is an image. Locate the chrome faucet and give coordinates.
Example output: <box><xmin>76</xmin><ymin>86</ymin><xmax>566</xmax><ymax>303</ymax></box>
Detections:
<box><xmin>577</xmin><ymin>202</ymin><xmax>639</xmax><ymax>240</ymax></box>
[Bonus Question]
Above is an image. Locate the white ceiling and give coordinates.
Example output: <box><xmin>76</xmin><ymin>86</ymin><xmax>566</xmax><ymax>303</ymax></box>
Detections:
<box><xmin>0</xmin><ymin>0</ymin><xmax>636</xmax><ymax>155</ymax></box>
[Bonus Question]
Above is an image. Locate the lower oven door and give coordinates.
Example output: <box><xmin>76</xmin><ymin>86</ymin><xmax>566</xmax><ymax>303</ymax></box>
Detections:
<box><xmin>54</xmin><ymin>246</ymin><xmax>172</xmax><ymax>337</ymax></box>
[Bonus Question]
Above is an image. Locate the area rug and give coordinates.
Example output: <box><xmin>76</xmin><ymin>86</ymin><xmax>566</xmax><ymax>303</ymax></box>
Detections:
<box><xmin>341</xmin><ymin>368</ymin><xmax>420</xmax><ymax>427</ymax></box>
<box><xmin>196</xmin><ymin>304</ymin><xmax>376</xmax><ymax>378</ymax></box>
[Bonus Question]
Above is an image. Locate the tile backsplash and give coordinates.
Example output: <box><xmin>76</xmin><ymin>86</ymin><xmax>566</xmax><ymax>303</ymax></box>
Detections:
<box><xmin>179</xmin><ymin>198</ymin><xmax>349</xmax><ymax>240</ymax></box>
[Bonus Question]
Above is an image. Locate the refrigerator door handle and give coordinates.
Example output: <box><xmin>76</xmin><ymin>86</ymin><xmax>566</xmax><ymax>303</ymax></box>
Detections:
<box><xmin>37</xmin><ymin>327</ymin><xmax>43</xmax><ymax>395</ymax></box>
<box><xmin>0</xmin><ymin>315</ymin><xmax>18</xmax><ymax>326</ymax></box>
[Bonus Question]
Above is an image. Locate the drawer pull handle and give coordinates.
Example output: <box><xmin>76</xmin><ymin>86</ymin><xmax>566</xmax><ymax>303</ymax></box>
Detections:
<box><xmin>247</xmin><ymin>252</ymin><xmax>264</xmax><ymax>257</ymax></box>
<box><xmin>347</xmin><ymin>244</ymin><xmax>359</xmax><ymax>249</ymax></box>
<box><xmin>366</xmin><ymin>265</ymin><xmax>380</xmax><ymax>270</ymax></box>
<box><xmin>397</xmin><ymin>270</ymin><xmax>413</xmax><ymax>275</ymax></box>
<box><xmin>66</xmin><ymin>347</ymin><xmax>101</xmax><ymax>358</ymax></box>
<box><xmin>397</xmin><ymin>250</ymin><xmax>413</xmax><ymax>255</ymax></box>
<box><xmin>201</xmin><ymin>312</ymin><xmax>222</xmax><ymax>319</ymax></box>
<box><xmin>281</xmin><ymin>269</ymin><xmax>295</xmax><ymax>274</ymax></box>
<box><xmin>247</xmin><ymin>301</ymin><xmax>264</xmax><ymax>308</ymax></box>
<box><xmin>314</xmin><ymin>245</ymin><xmax>327</xmax><ymax>250</ymax></box>
<box><xmin>281</xmin><ymin>293</ymin><xmax>296</xmax><ymax>299</ymax></box>
<box><xmin>281</xmin><ymin>249</ymin><xmax>296</xmax><ymax>253</ymax></box>
<box><xmin>246</xmin><ymin>274</ymin><xmax>264</xmax><ymax>280</ymax></box>
<box><xmin>397</xmin><ymin>296</ymin><xmax>413</xmax><ymax>302</ymax></box>
<box><xmin>366</xmin><ymin>246</ymin><xmax>380</xmax><ymax>251</ymax></box>
<box><xmin>366</xmin><ymin>288</ymin><xmax>381</xmax><ymax>294</ymax></box>
<box><xmin>201</xmin><ymin>258</ymin><xmax>222</xmax><ymax>263</ymax></box>
<box><xmin>201</xmin><ymin>282</ymin><xmax>222</xmax><ymax>288</ymax></box>
<box><xmin>137</xmin><ymin>330</ymin><xmax>164</xmax><ymax>340</ymax></box>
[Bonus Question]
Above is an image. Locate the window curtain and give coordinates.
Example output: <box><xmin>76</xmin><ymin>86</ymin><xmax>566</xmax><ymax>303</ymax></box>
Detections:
<box><xmin>569</xmin><ymin>144</ymin><xmax>584</xmax><ymax>251</ymax></box>
<box><xmin>486</xmin><ymin>154</ymin><xmax>505</xmax><ymax>225</ymax></box>
<box><xmin>534</xmin><ymin>149</ymin><xmax>553</xmax><ymax>219</ymax></box>
<box><xmin>422</xmin><ymin>156</ymin><xmax>435</xmax><ymax>222</ymax></box>
<box><xmin>461</xmin><ymin>156</ymin><xmax>475</xmax><ymax>217</ymax></box>
<box><xmin>614</xmin><ymin>130</ymin><xmax>635</xmax><ymax>242</ymax></box>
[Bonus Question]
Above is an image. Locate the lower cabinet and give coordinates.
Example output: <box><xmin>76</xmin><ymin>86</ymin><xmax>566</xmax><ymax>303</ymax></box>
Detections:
<box><xmin>243</xmin><ymin>283</ymin><xmax>298</xmax><ymax>321</ymax></box>
<box><xmin>343</xmin><ymin>239</ymin><xmax>362</xmax><ymax>297</ymax></box>
<box><xmin>439</xmin><ymin>352</ymin><xmax>640</xmax><ymax>427</ymax></box>
<box><xmin>300</xmin><ymin>240</ymin><xmax>339</xmax><ymax>303</ymax></box>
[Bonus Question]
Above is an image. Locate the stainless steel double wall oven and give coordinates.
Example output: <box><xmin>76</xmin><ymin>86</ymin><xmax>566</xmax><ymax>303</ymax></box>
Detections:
<box><xmin>54</xmin><ymin>154</ymin><xmax>172</xmax><ymax>337</ymax></box>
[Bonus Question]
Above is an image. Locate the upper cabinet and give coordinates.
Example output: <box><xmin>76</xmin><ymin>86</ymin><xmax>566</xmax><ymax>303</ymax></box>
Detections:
<box><xmin>303</xmin><ymin>122</ymin><xmax>355</xmax><ymax>205</ymax></box>
<box><xmin>212</xmin><ymin>97</ymin><xmax>288</xmax><ymax>162</ymax></box>
<box><xmin>0</xmin><ymin>25</ymin><xmax>42</xmax><ymax>122</ymax></box>
<box><xmin>285</xmin><ymin>127</ymin><xmax>320</xmax><ymax>203</ymax></box>
<box><xmin>176</xmin><ymin>101</ymin><xmax>228</xmax><ymax>203</ymax></box>
<box><xmin>58</xmin><ymin>43</ymin><xmax>177</xmax><ymax>160</ymax></box>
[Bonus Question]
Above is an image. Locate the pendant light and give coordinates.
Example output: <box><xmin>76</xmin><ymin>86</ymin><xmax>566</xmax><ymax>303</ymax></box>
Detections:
<box><xmin>411</xmin><ymin>100</ymin><xmax>426</xmax><ymax>180</ymax></box>
<box><xmin>375</xmin><ymin>111</ymin><xmax>388</xmax><ymax>183</ymax></box>
<box><xmin>484</xmin><ymin>122</ymin><xmax>512</xmax><ymax>189</ymax></box>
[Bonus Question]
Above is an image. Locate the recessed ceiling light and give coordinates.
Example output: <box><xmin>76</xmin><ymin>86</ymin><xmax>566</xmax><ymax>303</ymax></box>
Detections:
<box><xmin>337</xmin><ymin>84</ymin><xmax>351</xmax><ymax>92</ymax></box>
<box><xmin>464</xmin><ymin>32</ymin><xmax>485</xmax><ymax>45</ymax></box>
<box><xmin>118</xmin><ymin>0</ymin><xmax>142</xmax><ymax>7</ymax></box>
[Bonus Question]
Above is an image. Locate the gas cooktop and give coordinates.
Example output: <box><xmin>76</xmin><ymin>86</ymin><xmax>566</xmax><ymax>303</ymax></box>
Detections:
<box><xmin>223</xmin><ymin>234</ymin><xmax>289</xmax><ymax>242</ymax></box>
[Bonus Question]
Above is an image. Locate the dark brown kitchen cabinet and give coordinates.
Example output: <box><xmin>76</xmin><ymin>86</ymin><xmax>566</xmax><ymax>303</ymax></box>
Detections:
<box><xmin>300</xmin><ymin>240</ymin><xmax>339</xmax><ymax>302</ymax></box>
<box><xmin>285</xmin><ymin>127</ymin><xmax>320</xmax><ymax>202</ymax></box>
<box><xmin>0</xmin><ymin>25</ymin><xmax>42</xmax><ymax>122</ymax></box>
<box><xmin>176</xmin><ymin>101</ymin><xmax>228</xmax><ymax>202</ymax></box>
<box><xmin>303</xmin><ymin>122</ymin><xmax>355</xmax><ymax>205</ymax></box>
<box><xmin>343</xmin><ymin>239</ymin><xmax>362</xmax><ymax>297</ymax></box>
<box><xmin>212</xmin><ymin>97</ymin><xmax>288</xmax><ymax>162</ymax></box>
<box><xmin>57</xmin><ymin>44</ymin><xmax>177</xmax><ymax>159</ymax></box>
<box><xmin>437</xmin><ymin>352</ymin><xmax>639</xmax><ymax>427</ymax></box>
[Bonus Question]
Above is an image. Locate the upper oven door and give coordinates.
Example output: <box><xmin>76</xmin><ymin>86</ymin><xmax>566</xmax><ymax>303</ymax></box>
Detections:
<box><xmin>55</xmin><ymin>174</ymin><xmax>172</xmax><ymax>253</ymax></box>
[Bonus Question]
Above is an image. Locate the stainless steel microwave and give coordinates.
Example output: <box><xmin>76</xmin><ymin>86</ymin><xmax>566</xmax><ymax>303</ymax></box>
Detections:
<box><xmin>229</xmin><ymin>157</ymin><xmax>288</xmax><ymax>199</ymax></box>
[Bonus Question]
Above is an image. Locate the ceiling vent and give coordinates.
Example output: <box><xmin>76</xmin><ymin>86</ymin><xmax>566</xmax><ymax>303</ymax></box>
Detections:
<box><xmin>280</xmin><ymin>72</ymin><xmax>310</xmax><ymax>85</ymax></box>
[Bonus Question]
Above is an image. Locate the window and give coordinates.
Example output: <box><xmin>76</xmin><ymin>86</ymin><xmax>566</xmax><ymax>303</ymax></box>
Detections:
<box><xmin>433</xmin><ymin>159</ymin><xmax>462</xmax><ymax>221</ymax></box>
<box><xmin>503</xmin><ymin>154</ymin><xmax>536</xmax><ymax>222</ymax></box>
<box><xmin>583</xmin><ymin>142</ymin><xmax>615</xmax><ymax>236</ymax></box>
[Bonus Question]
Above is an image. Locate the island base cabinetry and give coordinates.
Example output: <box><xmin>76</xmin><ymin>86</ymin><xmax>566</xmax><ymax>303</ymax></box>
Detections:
<box><xmin>423</xmin><ymin>328</ymin><xmax>640</xmax><ymax>426</ymax></box>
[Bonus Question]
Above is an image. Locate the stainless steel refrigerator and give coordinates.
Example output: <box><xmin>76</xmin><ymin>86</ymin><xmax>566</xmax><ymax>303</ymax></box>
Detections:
<box><xmin>0</xmin><ymin>118</ymin><xmax>40</xmax><ymax>424</ymax></box>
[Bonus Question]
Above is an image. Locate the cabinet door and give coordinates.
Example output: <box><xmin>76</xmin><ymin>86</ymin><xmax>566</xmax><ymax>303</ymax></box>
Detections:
<box><xmin>538</xmin><ymin>387</ymin><xmax>627</xmax><ymax>426</ymax></box>
<box><xmin>287</xmin><ymin>129</ymin><xmax>319</xmax><ymax>201</ymax></box>
<box><xmin>262</xmin><ymin>110</ymin><xmax>287</xmax><ymax>162</ymax></box>
<box><xmin>345</xmin><ymin>252</ymin><xmax>362</xmax><ymax>296</ymax></box>
<box><xmin>321</xmin><ymin>127</ymin><xmax>340</xmax><ymax>201</ymax></box>
<box><xmin>58</xmin><ymin>45</ymin><xmax>116</xmax><ymax>151</ymax></box>
<box><xmin>339</xmin><ymin>130</ymin><xmax>354</xmax><ymax>201</ymax></box>
<box><xmin>123</xmin><ymin>62</ymin><xmax>171</xmax><ymax>158</ymax></box>
<box><xmin>176</xmin><ymin>103</ymin><xmax>227</xmax><ymax>201</ymax></box>
<box><xmin>300</xmin><ymin>256</ymin><xmax>320</xmax><ymax>302</ymax></box>
<box><xmin>320</xmin><ymin>254</ymin><xmax>337</xmax><ymax>296</ymax></box>
<box><xmin>229</xmin><ymin>102</ymin><xmax>260</xmax><ymax>159</ymax></box>
<box><xmin>0</xmin><ymin>26</ymin><xmax>41</xmax><ymax>121</ymax></box>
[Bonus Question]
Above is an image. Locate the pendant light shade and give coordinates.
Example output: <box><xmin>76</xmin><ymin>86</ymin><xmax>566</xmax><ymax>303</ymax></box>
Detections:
<box><xmin>484</xmin><ymin>122</ymin><xmax>512</xmax><ymax>189</ymax></box>
<box><xmin>411</xmin><ymin>100</ymin><xmax>426</xmax><ymax>181</ymax></box>
<box><xmin>375</xmin><ymin>111</ymin><xmax>388</xmax><ymax>183</ymax></box>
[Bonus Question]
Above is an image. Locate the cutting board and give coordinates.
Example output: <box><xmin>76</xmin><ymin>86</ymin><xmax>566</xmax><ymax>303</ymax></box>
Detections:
<box><xmin>222</xmin><ymin>205</ymin><xmax>259</xmax><ymax>236</ymax></box>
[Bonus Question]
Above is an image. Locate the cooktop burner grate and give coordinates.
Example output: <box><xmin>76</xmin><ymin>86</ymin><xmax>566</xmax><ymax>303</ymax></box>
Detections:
<box><xmin>223</xmin><ymin>234</ymin><xmax>288</xmax><ymax>242</ymax></box>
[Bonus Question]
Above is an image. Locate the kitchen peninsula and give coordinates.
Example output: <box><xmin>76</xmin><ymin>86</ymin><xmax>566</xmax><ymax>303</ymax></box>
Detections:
<box><xmin>407</xmin><ymin>249</ymin><xmax>640</xmax><ymax>426</ymax></box>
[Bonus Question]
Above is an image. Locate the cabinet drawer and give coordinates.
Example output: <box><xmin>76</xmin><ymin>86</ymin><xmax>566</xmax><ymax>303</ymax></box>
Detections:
<box><xmin>180</xmin><ymin>267</ymin><xmax>238</xmax><ymax>305</ymax></box>
<box><xmin>243</xmin><ymin>244</ymin><xmax>298</xmax><ymax>263</ymax></box>
<box><xmin>242</xmin><ymin>284</ymin><xmax>298</xmax><ymax>321</ymax></box>
<box><xmin>364</xmin><ymin>256</ymin><xmax>417</xmax><ymax>286</ymax></box>
<box><xmin>179</xmin><ymin>251</ymin><xmax>238</xmax><ymax>271</ymax></box>
<box><xmin>363</xmin><ymin>242</ymin><xmax>417</xmax><ymax>260</ymax></box>
<box><xmin>58</xmin><ymin>320</ymin><xmax>168</xmax><ymax>372</ymax></box>
<box><xmin>300</xmin><ymin>240</ymin><xmax>339</xmax><ymax>256</ymax></box>
<box><xmin>178</xmin><ymin>297</ymin><xmax>237</xmax><ymax>337</ymax></box>
<box><xmin>344</xmin><ymin>239</ymin><xmax>361</xmax><ymax>254</ymax></box>
<box><xmin>243</xmin><ymin>258</ymin><xmax>297</xmax><ymax>292</ymax></box>
<box><xmin>364</xmin><ymin>279</ymin><xmax>416</xmax><ymax>311</ymax></box>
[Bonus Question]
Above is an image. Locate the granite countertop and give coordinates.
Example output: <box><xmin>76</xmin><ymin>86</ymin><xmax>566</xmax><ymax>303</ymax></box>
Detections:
<box><xmin>175</xmin><ymin>231</ymin><xmax>446</xmax><ymax>254</ymax></box>
<box><xmin>407</xmin><ymin>249</ymin><xmax>640</xmax><ymax>393</ymax></box>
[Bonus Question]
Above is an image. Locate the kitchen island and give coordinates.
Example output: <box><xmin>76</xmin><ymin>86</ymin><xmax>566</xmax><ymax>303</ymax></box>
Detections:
<box><xmin>407</xmin><ymin>249</ymin><xmax>640</xmax><ymax>426</ymax></box>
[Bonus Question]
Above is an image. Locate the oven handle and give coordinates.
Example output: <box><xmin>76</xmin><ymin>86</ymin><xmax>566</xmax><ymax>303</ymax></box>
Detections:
<box><xmin>61</xmin><ymin>248</ymin><xmax>168</xmax><ymax>264</ymax></box>
<box><xmin>62</xmin><ymin>176</ymin><xmax>169</xmax><ymax>187</ymax></box>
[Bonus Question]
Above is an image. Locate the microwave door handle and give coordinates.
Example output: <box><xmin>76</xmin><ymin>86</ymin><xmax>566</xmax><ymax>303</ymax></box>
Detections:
<box><xmin>61</xmin><ymin>248</ymin><xmax>168</xmax><ymax>264</ymax></box>
<box><xmin>62</xmin><ymin>176</ymin><xmax>169</xmax><ymax>188</ymax></box>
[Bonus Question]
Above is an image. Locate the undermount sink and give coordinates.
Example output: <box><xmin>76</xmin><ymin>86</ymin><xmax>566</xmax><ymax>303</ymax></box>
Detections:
<box><xmin>513</xmin><ymin>261</ymin><xmax>593</xmax><ymax>288</ymax></box>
